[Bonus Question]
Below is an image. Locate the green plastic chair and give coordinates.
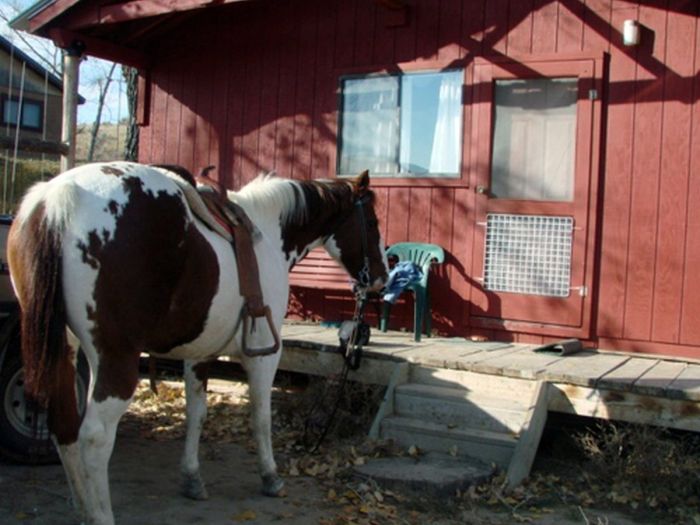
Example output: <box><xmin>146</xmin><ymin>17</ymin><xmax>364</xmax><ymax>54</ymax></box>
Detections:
<box><xmin>379</xmin><ymin>242</ymin><xmax>445</xmax><ymax>341</ymax></box>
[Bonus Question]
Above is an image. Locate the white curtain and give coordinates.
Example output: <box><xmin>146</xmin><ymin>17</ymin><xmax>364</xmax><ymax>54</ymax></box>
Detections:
<box><xmin>429</xmin><ymin>73</ymin><xmax>462</xmax><ymax>174</ymax></box>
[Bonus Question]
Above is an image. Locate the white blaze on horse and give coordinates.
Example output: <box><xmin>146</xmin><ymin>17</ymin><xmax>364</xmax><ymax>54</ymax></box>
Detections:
<box><xmin>8</xmin><ymin>161</ymin><xmax>388</xmax><ymax>525</ymax></box>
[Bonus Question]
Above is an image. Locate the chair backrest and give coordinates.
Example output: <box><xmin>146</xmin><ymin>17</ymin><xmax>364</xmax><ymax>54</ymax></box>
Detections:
<box><xmin>386</xmin><ymin>242</ymin><xmax>444</xmax><ymax>286</ymax></box>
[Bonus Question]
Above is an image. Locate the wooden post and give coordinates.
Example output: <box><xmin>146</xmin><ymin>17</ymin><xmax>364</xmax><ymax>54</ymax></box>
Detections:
<box><xmin>60</xmin><ymin>47</ymin><xmax>81</xmax><ymax>172</ymax></box>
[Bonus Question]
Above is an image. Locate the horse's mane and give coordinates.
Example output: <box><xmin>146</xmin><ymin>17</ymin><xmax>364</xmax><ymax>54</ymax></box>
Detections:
<box><xmin>232</xmin><ymin>173</ymin><xmax>364</xmax><ymax>228</ymax></box>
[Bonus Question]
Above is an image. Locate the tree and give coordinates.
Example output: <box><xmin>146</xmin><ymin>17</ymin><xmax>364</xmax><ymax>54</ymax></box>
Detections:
<box><xmin>86</xmin><ymin>61</ymin><xmax>117</xmax><ymax>162</ymax></box>
<box><xmin>122</xmin><ymin>65</ymin><xmax>139</xmax><ymax>161</ymax></box>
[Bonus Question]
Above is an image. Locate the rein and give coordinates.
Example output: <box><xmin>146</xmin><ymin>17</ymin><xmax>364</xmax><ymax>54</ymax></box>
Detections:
<box><xmin>302</xmin><ymin>289</ymin><xmax>368</xmax><ymax>453</ymax></box>
<box><xmin>354</xmin><ymin>197</ymin><xmax>372</xmax><ymax>289</ymax></box>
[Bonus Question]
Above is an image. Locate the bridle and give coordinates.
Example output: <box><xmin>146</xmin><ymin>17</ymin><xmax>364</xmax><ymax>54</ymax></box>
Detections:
<box><xmin>354</xmin><ymin>195</ymin><xmax>373</xmax><ymax>290</ymax></box>
<box><xmin>324</xmin><ymin>193</ymin><xmax>374</xmax><ymax>290</ymax></box>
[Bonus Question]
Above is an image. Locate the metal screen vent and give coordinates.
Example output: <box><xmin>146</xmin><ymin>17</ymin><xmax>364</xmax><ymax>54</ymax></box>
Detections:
<box><xmin>484</xmin><ymin>214</ymin><xmax>573</xmax><ymax>297</ymax></box>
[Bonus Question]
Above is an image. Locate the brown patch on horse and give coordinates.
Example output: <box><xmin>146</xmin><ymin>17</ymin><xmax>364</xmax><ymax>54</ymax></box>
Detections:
<box><xmin>281</xmin><ymin>179</ymin><xmax>358</xmax><ymax>259</ymax></box>
<box><xmin>192</xmin><ymin>361</ymin><xmax>211</xmax><ymax>391</ymax></box>
<box><xmin>101</xmin><ymin>165</ymin><xmax>125</xmax><ymax>176</ymax></box>
<box><xmin>105</xmin><ymin>200</ymin><xmax>120</xmax><ymax>215</ymax></box>
<box><xmin>282</xmin><ymin>174</ymin><xmax>385</xmax><ymax>284</ymax></box>
<box><xmin>85</xmin><ymin>176</ymin><xmax>220</xmax><ymax>401</ymax></box>
<box><xmin>150</xmin><ymin>164</ymin><xmax>198</xmax><ymax>187</ymax></box>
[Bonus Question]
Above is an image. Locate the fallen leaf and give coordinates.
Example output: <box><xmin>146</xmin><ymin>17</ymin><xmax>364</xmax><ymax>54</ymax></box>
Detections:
<box><xmin>231</xmin><ymin>509</ymin><xmax>256</xmax><ymax>522</ymax></box>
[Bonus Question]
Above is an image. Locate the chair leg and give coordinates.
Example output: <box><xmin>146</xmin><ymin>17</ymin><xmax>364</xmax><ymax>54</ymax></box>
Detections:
<box><xmin>424</xmin><ymin>289</ymin><xmax>432</xmax><ymax>337</ymax></box>
<box><xmin>380</xmin><ymin>302</ymin><xmax>391</xmax><ymax>332</ymax></box>
<box><xmin>413</xmin><ymin>290</ymin><xmax>426</xmax><ymax>342</ymax></box>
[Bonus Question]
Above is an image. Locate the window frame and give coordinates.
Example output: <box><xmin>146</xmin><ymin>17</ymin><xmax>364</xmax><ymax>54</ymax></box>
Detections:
<box><xmin>1</xmin><ymin>94</ymin><xmax>44</xmax><ymax>132</ymax></box>
<box><xmin>334</xmin><ymin>62</ymin><xmax>472</xmax><ymax>188</ymax></box>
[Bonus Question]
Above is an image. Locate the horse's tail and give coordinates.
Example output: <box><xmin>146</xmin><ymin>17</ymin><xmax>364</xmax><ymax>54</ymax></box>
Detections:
<box><xmin>8</xmin><ymin>179</ymin><xmax>78</xmax><ymax>421</ymax></box>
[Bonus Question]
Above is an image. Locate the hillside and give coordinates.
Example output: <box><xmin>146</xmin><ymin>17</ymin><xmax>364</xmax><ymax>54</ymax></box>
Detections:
<box><xmin>75</xmin><ymin>121</ymin><xmax>128</xmax><ymax>163</ymax></box>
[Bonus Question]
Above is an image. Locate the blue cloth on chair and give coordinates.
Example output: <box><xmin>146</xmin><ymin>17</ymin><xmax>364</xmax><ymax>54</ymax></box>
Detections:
<box><xmin>382</xmin><ymin>261</ymin><xmax>423</xmax><ymax>304</ymax></box>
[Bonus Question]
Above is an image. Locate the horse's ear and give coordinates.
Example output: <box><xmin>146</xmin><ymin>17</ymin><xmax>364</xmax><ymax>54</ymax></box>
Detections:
<box><xmin>354</xmin><ymin>170</ymin><xmax>370</xmax><ymax>196</ymax></box>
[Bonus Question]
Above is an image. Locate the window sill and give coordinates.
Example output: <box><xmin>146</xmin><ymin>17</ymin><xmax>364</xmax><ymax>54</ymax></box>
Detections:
<box><xmin>351</xmin><ymin>176</ymin><xmax>469</xmax><ymax>188</ymax></box>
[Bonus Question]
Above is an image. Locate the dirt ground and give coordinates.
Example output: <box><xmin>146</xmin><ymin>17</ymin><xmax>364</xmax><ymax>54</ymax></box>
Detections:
<box><xmin>0</xmin><ymin>377</ymin><xmax>692</xmax><ymax>525</ymax></box>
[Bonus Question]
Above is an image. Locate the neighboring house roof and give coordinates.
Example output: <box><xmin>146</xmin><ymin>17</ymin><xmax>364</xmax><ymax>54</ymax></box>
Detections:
<box><xmin>0</xmin><ymin>33</ymin><xmax>63</xmax><ymax>93</ymax></box>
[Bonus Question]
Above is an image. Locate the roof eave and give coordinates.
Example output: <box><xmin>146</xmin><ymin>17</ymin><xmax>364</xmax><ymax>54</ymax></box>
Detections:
<box><xmin>9</xmin><ymin>0</ymin><xmax>55</xmax><ymax>32</ymax></box>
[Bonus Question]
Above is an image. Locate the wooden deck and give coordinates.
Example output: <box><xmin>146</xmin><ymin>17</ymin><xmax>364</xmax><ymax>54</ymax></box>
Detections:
<box><xmin>278</xmin><ymin>322</ymin><xmax>700</xmax><ymax>433</ymax></box>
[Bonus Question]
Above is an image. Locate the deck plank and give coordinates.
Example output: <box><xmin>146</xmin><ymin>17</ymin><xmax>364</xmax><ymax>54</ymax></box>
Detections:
<box><xmin>396</xmin><ymin>344</ymin><xmax>475</xmax><ymax>368</ymax></box>
<box><xmin>454</xmin><ymin>345</ymin><xmax>525</xmax><ymax>372</ymax></box>
<box><xmin>536</xmin><ymin>352</ymin><xmax>630</xmax><ymax>387</ymax></box>
<box><xmin>632</xmin><ymin>360</ymin><xmax>687</xmax><ymax>397</ymax></box>
<box><xmin>597</xmin><ymin>357</ymin><xmax>660</xmax><ymax>391</ymax></box>
<box><xmin>667</xmin><ymin>364</ymin><xmax>700</xmax><ymax>401</ymax></box>
<box><xmin>471</xmin><ymin>347</ymin><xmax>564</xmax><ymax>379</ymax></box>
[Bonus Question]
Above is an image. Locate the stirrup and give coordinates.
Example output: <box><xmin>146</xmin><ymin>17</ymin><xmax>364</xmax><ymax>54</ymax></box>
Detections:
<box><xmin>241</xmin><ymin>305</ymin><xmax>280</xmax><ymax>357</ymax></box>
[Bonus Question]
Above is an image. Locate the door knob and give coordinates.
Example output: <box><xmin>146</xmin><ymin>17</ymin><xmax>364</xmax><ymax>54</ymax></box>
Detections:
<box><xmin>476</xmin><ymin>185</ymin><xmax>489</xmax><ymax>195</ymax></box>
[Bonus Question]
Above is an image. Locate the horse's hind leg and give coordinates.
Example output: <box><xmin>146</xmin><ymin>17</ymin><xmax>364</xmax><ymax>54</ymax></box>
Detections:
<box><xmin>77</xmin><ymin>351</ymin><xmax>139</xmax><ymax>525</ymax></box>
<box><xmin>52</xmin><ymin>332</ymin><xmax>90</xmax><ymax>518</ymax></box>
<box><xmin>241</xmin><ymin>354</ymin><xmax>285</xmax><ymax>497</ymax></box>
<box><xmin>181</xmin><ymin>359</ymin><xmax>210</xmax><ymax>500</ymax></box>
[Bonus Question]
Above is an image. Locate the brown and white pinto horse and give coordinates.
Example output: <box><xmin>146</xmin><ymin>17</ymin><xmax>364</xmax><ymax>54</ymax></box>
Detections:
<box><xmin>8</xmin><ymin>162</ymin><xmax>387</xmax><ymax>525</ymax></box>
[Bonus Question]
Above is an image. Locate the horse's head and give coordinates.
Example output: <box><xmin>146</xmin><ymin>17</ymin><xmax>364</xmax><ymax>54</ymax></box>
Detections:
<box><xmin>324</xmin><ymin>171</ymin><xmax>388</xmax><ymax>292</ymax></box>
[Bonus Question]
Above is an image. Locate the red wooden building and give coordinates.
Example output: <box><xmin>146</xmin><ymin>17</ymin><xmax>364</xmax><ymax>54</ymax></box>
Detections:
<box><xmin>13</xmin><ymin>0</ymin><xmax>700</xmax><ymax>359</ymax></box>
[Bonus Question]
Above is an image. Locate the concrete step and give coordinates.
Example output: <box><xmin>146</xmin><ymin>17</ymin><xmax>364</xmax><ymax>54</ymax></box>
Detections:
<box><xmin>354</xmin><ymin>452</ymin><xmax>494</xmax><ymax>497</ymax></box>
<box><xmin>380</xmin><ymin>415</ymin><xmax>518</xmax><ymax>468</ymax></box>
<box><xmin>394</xmin><ymin>383</ymin><xmax>528</xmax><ymax>433</ymax></box>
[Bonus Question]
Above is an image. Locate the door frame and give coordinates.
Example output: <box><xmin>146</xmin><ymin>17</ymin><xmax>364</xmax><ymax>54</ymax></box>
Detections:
<box><xmin>467</xmin><ymin>53</ymin><xmax>606</xmax><ymax>339</ymax></box>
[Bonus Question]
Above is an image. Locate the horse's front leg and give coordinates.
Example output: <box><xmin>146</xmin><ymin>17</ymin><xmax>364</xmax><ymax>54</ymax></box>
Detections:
<box><xmin>241</xmin><ymin>353</ymin><xmax>285</xmax><ymax>497</ymax></box>
<box><xmin>181</xmin><ymin>359</ymin><xmax>210</xmax><ymax>500</ymax></box>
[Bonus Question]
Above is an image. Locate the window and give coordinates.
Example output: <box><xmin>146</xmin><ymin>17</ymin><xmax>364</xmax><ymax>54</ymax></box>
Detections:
<box><xmin>338</xmin><ymin>69</ymin><xmax>463</xmax><ymax>178</ymax></box>
<box><xmin>490</xmin><ymin>78</ymin><xmax>577</xmax><ymax>201</ymax></box>
<box><xmin>2</xmin><ymin>96</ymin><xmax>43</xmax><ymax>131</ymax></box>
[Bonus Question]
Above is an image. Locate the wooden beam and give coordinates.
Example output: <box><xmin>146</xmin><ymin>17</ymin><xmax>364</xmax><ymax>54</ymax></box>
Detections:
<box><xmin>368</xmin><ymin>362</ymin><xmax>410</xmax><ymax>439</ymax></box>
<box><xmin>0</xmin><ymin>136</ymin><xmax>68</xmax><ymax>156</ymax></box>
<box><xmin>63</xmin><ymin>0</ymin><xmax>253</xmax><ymax>29</ymax></box>
<box><xmin>548</xmin><ymin>382</ymin><xmax>700</xmax><ymax>433</ymax></box>
<box><xmin>506</xmin><ymin>380</ymin><xmax>548</xmax><ymax>490</ymax></box>
<box><xmin>46</xmin><ymin>28</ymin><xmax>150</xmax><ymax>69</ymax></box>
<box><xmin>60</xmin><ymin>50</ymin><xmax>79</xmax><ymax>171</ymax></box>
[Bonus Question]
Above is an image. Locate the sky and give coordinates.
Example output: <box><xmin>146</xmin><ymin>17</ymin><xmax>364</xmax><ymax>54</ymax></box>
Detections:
<box><xmin>1</xmin><ymin>0</ymin><xmax>127</xmax><ymax>125</ymax></box>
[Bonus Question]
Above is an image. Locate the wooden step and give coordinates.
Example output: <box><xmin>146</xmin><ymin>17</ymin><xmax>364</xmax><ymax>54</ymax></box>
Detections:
<box><xmin>410</xmin><ymin>366</ymin><xmax>536</xmax><ymax>399</ymax></box>
<box><xmin>394</xmin><ymin>383</ymin><xmax>528</xmax><ymax>433</ymax></box>
<box><xmin>380</xmin><ymin>416</ymin><xmax>518</xmax><ymax>468</ymax></box>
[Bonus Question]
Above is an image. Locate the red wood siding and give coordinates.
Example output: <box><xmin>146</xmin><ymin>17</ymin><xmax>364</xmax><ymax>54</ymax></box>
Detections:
<box><xmin>138</xmin><ymin>0</ymin><xmax>700</xmax><ymax>358</ymax></box>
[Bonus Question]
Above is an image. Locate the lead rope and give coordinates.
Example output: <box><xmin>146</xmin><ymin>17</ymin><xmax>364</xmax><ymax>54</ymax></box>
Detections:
<box><xmin>302</xmin><ymin>196</ymin><xmax>371</xmax><ymax>452</ymax></box>
<box><xmin>302</xmin><ymin>290</ymin><xmax>368</xmax><ymax>453</ymax></box>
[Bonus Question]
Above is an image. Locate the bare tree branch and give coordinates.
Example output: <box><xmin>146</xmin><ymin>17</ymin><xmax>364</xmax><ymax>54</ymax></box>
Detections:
<box><xmin>87</xmin><ymin>62</ymin><xmax>118</xmax><ymax>162</ymax></box>
<box><xmin>0</xmin><ymin>10</ymin><xmax>61</xmax><ymax>77</ymax></box>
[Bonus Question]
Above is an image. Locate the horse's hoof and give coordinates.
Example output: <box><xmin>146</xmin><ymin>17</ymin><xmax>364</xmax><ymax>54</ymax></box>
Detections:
<box><xmin>182</xmin><ymin>473</ymin><xmax>209</xmax><ymax>501</ymax></box>
<box><xmin>261</xmin><ymin>474</ymin><xmax>285</xmax><ymax>497</ymax></box>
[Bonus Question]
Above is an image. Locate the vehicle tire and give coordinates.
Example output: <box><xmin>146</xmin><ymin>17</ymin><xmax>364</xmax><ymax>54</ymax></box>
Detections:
<box><xmin>0</xmin><ymin>332</ymin><xmax>89</xmax><ymax>464</ymax></box>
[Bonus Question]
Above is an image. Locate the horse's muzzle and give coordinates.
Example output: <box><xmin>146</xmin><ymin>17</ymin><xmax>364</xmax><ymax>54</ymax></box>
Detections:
<box><xmin>366</xmin><ymin>276</ymin><xmax>387</xmax><ymax>293</ymax></box>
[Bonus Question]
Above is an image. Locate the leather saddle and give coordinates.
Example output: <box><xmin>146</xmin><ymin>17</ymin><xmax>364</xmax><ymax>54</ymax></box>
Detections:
<box><xmin>153</xmin><ymin>164</ymin><xmax>280</xmax><ymax>357</ymax></box>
